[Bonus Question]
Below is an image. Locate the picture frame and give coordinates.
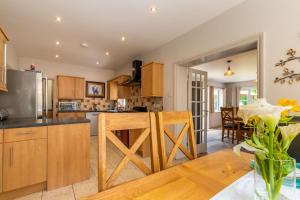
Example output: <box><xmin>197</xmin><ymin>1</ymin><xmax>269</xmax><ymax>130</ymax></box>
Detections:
<box><xmin>86</xmin><ymin>81</ymin><xmax>105</xmax><ymax>98</ymax></box>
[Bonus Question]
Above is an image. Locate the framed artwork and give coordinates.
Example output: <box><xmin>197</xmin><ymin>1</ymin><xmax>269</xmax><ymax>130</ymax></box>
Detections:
<box><xmin>86</xmin><ymin>81</ymin><xmax>105</xmax><ymax>98</ymax></box>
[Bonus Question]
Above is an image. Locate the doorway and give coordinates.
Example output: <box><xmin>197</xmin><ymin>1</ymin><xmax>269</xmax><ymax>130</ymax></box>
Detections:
<box><xmin>174</xmin><ymin>34</ymin><xmax>264</xmax><ymax>154</ymax></box>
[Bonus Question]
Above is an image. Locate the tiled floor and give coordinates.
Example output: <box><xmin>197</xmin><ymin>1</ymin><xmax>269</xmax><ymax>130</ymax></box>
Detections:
<box><xmin>16</xmin><ymin>130</ymin><xmax>233</xmax><ymax>200</ymax></box>
<box><xmin>207</xmin><ymin>129</ymin><xmax>235</xmax><ymax>153</ymax></box>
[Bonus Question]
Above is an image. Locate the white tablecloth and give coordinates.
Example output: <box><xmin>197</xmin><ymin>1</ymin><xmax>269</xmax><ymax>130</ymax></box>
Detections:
<box><xmin>210</xmin><ymin>171</ymin><xmax>300</xmax><ymax>200</ymax></box>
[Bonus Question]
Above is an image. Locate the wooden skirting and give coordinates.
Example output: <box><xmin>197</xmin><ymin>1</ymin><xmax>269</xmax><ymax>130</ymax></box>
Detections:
<box><xmin>0</xmin><ymin>182</ymin><xmax>46</xmax><ymax>200</ymax></box>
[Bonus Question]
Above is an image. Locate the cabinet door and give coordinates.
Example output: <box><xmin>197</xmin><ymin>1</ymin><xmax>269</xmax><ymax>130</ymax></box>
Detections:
<box><xmin>75</xmin><ymin>78</ymin><xmax>85</xmax><ymax>99</ymax></box>
<box><xmin>108</xmin><ymin>81</ymin><xmax>118</xmax><ymax>100</ymax></box>
<box><xmin>57</xmin><ymin>76</ymin><xmax>75</xmax><ymax>99</ymax></box>
<box><xmin>141</xmin><ymin>62</ymin><xmax>163</xmax><ymax>97</ymax></box>
<box><xmin>57</xmin><ymin>112</ymin><xmax>77</xmax><ymax>119</ymax></box>
<box><xmin>0</xmin><ymin>143</ymin><xmax>2</xmax><ymax>193</ymax></box>
<box><xmin>117</xmin><ymin>85</ymin><xmax>131</xmax><ymax>99</ymax></box>
<box><xmin>76</xmin><ymin>112</ymin><xmax>86</xmax><ymax>118</ymax></box>
<box><xmin>3</xmin><ymin>139</ymin><xmax>47</xmax><ymax>192</ymax></box>
<box><xmin>141</xmin><ymin>64</ymin><xmax>153</xmax><ymax>97</ymax></box>
<box><xmin>47</xmin><ymin>123</ymin><xmax>90</xmax><ymax>189</ymax></box>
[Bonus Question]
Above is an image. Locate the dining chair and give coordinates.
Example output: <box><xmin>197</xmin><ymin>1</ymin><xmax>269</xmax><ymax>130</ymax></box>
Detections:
<box><xmin>236</xmin><ymin>122</ymin><xmax>253</xmax><ymax>143</ymax></box>
<box><xmin>156</xmin><ymin>111</ymin><xmax>197</xmax><ymax>170</ymax></box>
<box><xmin>220</xmin><ymin>107</ymin><xmax>238</xmax><ymax>143</ymax></box>
<box><xmin>98</xmin><ymin>112</ymin><xmax>160</xmax><ymax>191</ymax></box>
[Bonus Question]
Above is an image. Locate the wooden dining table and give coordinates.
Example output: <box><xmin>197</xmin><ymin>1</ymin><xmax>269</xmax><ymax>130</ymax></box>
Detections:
<box><xmin>82</xmin><ymin>150</ymin><xmax>253</xmax><ymax>200</ymax></box>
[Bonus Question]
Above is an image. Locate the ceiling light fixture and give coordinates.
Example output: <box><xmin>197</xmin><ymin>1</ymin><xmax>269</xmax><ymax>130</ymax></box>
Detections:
<box><xmin>80</xmin><ymin>42</ymin><xmax>89</xmax><ymax>48</ymax></box>
<box><xmin>105</xmin><ymin>52</ymin><xmax>109</xmax><ymax>56</ymax></box>
<box><xmin>121</xmin><ymin>36</ymin><xmax>126</xmax><ymax>41</ymax></box>
<box><xmin>55</xmin><ymin>41</ymin><xmax>60</xmax><ymax>45</ymax></box>
<box><xmin>56</xmin><ymin>17</ymin><xmax>61</xmax><ymax>22</ymax></box>
<box><xmin>55</xmin><ymin>54</ymin><xmax>60</xmax><ymax>58</ymax></box>
<box><xmin>224</xmin><ymin>60</ymin><xmax>235</xmax><ymax>76</ymax></box>
<box><xmin>150</xmin><ymin>7</ymin><xmax>157</xmax><ymax>12</ymax></box>
<box><xmin>96</xmin><ymin>61</ymin><xmax>100</xmax><ymax>65</ymax></box>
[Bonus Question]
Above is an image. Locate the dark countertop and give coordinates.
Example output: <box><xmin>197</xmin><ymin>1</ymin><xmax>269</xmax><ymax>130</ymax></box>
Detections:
<box><xmin>0</xmin><ymin>118</ymin><xmax>90</xmax><ymax>129</ymax></box>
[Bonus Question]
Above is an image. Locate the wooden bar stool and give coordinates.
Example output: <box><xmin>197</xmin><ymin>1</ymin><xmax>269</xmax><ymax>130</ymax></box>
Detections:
<box><xmin>157</xmin><ymin>111</ymin><xmax>197</xmax><ymax>170</ymax></box>
<box><xmin>98</xmin><ymin>112</ymin><xmax>160</xmax><ymax>191</ymax></box>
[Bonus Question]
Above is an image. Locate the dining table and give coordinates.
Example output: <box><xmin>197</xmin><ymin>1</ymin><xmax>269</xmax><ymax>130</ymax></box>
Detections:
<box><xmin>82</xmin><ymin>149</ymin><xmax>253</xmax><ymax>200</ymax></box>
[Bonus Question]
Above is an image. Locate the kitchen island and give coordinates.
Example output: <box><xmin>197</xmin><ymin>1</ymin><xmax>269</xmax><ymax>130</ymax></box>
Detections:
<box><xmin>0</xmin><ymin>117</ymin><xmax>90</xmax><ymax>200</ymax></box>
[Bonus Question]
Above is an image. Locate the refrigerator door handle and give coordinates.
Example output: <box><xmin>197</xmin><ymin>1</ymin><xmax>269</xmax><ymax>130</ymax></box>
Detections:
<box><xmin>43</xmin><ymin>77</ymin><xmax>48</xmax><ymax>119</ymax></box>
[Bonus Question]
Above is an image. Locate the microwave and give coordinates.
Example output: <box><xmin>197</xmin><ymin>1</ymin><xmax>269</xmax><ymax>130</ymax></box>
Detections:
<box><xmin>58</xmin><ymin>102</ymin><xmax>81</xmax><ymax>111</ymax></box>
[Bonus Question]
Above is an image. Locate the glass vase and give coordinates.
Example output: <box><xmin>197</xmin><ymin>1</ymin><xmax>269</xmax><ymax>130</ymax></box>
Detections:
<box><xmin>254</xmin><ymin>157</ymin><xmax>296</xmax><ymax>200</ymax></box>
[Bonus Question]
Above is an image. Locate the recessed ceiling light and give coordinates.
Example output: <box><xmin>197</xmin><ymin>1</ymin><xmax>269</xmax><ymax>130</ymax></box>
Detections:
<box><xmin>55</xmin><ymin>54</ymin><xmax>60</xmax><ymax>58</ymax></box>
<box><xmin>105</xmin><ymin>52</ymin><xmax>109</xmax><ymax>56</ymax></box>
<box><xmin>121</xmin><ymin>36</ymin><xmax>126</xmax><ymax>41</ymax></box>
<box><xmin>55</xmin><ymin>41</ymin><xmax>60</xmax><ymax>45</ymax></box>
<box><xmin>80</xmin><ymin>42</ymin><xmax>89</xmax><ymax>48</ymax></box>
<box><xmin>96</xmin><ymin>61</ymin><xmax>100</xmax><ymax>65</ymax></box>
<box><xmin>56</xmin><ymin>17</ymin><xmax>61</xmax><ymax>22</ymax></box>
<box><xmin>150</xmin><ymin>7</ymin><xmax>157</xmax><ymax>12</ymax></box>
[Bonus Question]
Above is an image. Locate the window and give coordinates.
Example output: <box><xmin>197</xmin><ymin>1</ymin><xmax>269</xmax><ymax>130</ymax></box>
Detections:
<box><xmin>239</xmin><ymin>87</ymin><xmax>257</xmax><ymax>106</ymax></box>
<box><xmin>214</xmin><ymin>88</ymin><xmax>224</xmax><ymax>112</ymax></box>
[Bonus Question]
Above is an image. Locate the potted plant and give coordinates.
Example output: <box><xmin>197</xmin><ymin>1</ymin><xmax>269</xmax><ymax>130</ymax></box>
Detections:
<box><xmin>234</xmin><ymin>98</ymin><xmax>300</xmax><ymax>200</ymax></box>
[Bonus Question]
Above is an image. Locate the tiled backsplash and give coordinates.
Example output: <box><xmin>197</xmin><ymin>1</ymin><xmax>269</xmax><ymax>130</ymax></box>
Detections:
<box><xmin>81</xmin><ymin>98</ymin><xmax>113</xmax><ymax>110</ymax></box>
<box><xmin>126</xmin><ymin>86</ymin><xmax>163</xmax><ymax>112</ymax></box>
<box><xmin>57</xmin><ymin>86</ymin><xmax>163</xmax><ymax>112</ymax></box>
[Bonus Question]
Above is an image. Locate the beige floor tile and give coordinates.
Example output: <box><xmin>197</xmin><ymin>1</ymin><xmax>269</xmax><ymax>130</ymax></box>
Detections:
<box><xmin>42</xmin><ymin>185</ymin><xmax>75</xmax><ymax>200</ymax></box>
<box><xmin>15</xmin><ymin>191</ymin><xmax>42</xmax><ymax>200</ymax></box>
<box><xmin>73</xmin><ymin>176</ymin><xmax>98</xmax><ymax>199</ymax></box>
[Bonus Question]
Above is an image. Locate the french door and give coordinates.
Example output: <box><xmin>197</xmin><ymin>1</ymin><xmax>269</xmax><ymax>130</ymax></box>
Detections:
<box><xmin>188</xmin><ymin>69</ymin><xmax>208</xmax><ymax>153</ymax></box>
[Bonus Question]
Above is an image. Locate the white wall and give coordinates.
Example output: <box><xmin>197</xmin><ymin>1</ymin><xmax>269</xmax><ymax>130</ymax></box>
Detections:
<box><xmin>18</xmin><ymin>57</ymin><xmax>115</xmax><ymax>115</ymax></box>
<box><xmin>6</xmin><ymin>42</ymin><xmax>18</xmax><ymax>69</ymax></box>
<box><xmin>117</xmin><ymin>0</ymin><xmax>300</xmax><ymax>111</ymax></box>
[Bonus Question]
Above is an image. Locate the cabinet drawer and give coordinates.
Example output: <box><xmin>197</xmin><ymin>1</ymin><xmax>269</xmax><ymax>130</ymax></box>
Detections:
<box><xmin>4</xmin><ymin>127</ymin><xmax>47</xmax><ymax>142</ymax></box>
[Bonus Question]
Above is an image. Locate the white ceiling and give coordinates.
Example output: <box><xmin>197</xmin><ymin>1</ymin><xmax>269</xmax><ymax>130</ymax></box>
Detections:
<box><xmin>193</xmin><ymin>50</ymin><xmax>257</xmax><ymax>83</ymax></box>
<box><xmin>0</xmin><ymin>0</ymin><xmax>245</xmax><ymax>69</ymax></box>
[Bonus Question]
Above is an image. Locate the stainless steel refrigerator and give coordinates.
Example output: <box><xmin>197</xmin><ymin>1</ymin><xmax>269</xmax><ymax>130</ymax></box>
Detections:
<box><xmin>0</xmin><ymin>69</ymin><xmax>48</xmax><ymax>119</ymax></box>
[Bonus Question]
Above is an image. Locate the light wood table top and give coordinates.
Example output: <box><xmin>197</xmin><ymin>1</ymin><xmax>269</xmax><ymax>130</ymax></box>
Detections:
<box><xmin>82</xmin><ymin>149</ymin><xmax>253</xmax><ymax>200</ymax></box>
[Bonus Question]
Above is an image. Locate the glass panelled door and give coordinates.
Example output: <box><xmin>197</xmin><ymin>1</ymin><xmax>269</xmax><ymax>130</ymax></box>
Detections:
<box><xmin>188</xmin><ymin>69</ymin><xmax>208</xmax><ymax>153</ymax></box>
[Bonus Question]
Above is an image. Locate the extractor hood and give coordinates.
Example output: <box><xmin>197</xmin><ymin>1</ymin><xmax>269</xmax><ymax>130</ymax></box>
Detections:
<box><xmin>120</xmin><ymin>60</ymin><xmax>142</xmax><ymax>86</ymax></box>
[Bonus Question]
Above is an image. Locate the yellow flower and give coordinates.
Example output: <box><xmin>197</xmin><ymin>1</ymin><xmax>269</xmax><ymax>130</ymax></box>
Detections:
<box><xmin>277</xmin><ymin>98</ymin><xmax>300</xmax><ymax>116</ymax></box>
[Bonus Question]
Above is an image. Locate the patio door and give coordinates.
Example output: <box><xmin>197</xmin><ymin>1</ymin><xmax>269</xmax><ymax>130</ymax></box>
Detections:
<box><xmin>188</xmin><ymin>69</ymin><xmax>208</xmax><ymax>153</ymax></box>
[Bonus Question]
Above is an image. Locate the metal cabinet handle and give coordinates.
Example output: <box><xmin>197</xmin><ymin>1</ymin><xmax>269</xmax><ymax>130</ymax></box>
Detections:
<box><xmin>9</xmin><ymin>146</ymin><xmax>13</xmax><ymax>168</ymax></box>
<box><xmin>16</xmin><ymin>132</ymin><xmax>32</xmax><ymax>135</ymax></box>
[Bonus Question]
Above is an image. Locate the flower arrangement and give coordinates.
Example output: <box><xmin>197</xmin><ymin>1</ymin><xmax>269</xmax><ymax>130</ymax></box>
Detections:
<box><xmin>234</xmin><ymin>98</ymin><xmax>300</xmax><ymax>200</ymax></box>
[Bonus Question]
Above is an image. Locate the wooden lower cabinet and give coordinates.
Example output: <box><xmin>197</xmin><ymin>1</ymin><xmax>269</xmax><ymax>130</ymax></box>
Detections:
<box><xmin>57</xmin><ymin>112</ymin><xmax>86</xmax><ymax>119</ymax></box>
<box><xmin>47</xmin><ymin>123</ymin><xmax>90</xmax><ymax>190</ymax></box>
<box><xmin>0</xmin><ymin>143</ymin><xmax>2</xmax><ymax>193</ymax></box>
<box><xmin>2</xmin><ymin>139</ymin><xmax>47</xmax><ymax>192</ymax></box>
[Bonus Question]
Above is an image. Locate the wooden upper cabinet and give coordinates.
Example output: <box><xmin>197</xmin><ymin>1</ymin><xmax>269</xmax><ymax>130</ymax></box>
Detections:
<box><xmin>107</xmin><ymin>75</ymin><xmax>131</xmax><ymax>100</ymax></box>
<box><xmin>75</xmin><ymin>78</ymin><xmax>85</xmax><ymax>99</ymax></box>
<box><xmin>0</xmin><ymin>28</ymin><xmax>9</xmax><ymax>92</ymax></box>
<box><xmin>141</xmin><ymin>62</ymin><xmax>164</xmax><ymax>97</ymax></box>
<box><xmin>57</xmin><ymin>75</ymin><xmax>85</xmax><ymax>100</ymax></box>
